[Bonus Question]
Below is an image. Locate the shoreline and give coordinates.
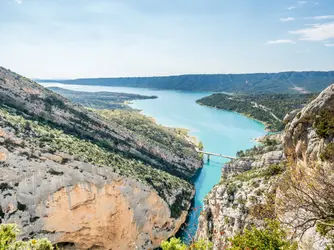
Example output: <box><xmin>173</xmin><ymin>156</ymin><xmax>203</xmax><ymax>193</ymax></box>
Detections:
<box><xmin>135</xmin><ymin>109</ymin><xmax>202</xmax><ymax>148</ymax></box>
<box><xmin>196</xmin><ymin>102</ymin><xmax>274</xmax><ymax>133</ymax></box>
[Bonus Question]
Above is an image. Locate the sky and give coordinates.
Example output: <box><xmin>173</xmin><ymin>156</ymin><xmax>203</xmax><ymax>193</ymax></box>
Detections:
<box><xmin>0</xmin><ymin>0</ymin><xmax>334</xmax><ymax>79</ymax></box>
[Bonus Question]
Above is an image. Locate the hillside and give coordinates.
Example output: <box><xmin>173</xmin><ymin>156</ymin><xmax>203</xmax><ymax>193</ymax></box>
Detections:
<box><xmin>41</xmin><ymin>71</ymin><xmax>334</xmax><ymax>94</ymax></box>
<box><xmin>197</xmin><ymin>93</ymin><xmax>317</xmax><ymax>131</ymax></box>
<box><xmin>0</xmin><ymin>66</ymin><xmax>201</xmax><ymax>180</ymax></box>
<box><xmin>49</xmin><ymin>87</ymin><xmax>157</xmax><ymax>110</ymax></box>
<box><xmin>196</xmin><ymin>84</ymin><xmax>334</xmax><ymax>249</ymax></box>
<box><xmin>0</xmin><ymin>66</ymin><xmax>202</xmax><ymax>249</ymax></box>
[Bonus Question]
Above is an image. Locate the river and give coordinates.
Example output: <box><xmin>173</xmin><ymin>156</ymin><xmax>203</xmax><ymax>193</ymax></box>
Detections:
<box><xmin>40</xmin><ymin>83</ymin><xmax>266</xmax><ymax>242</ymax></box>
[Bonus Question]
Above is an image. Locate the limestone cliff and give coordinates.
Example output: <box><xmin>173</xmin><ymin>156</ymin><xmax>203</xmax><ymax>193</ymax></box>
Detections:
<box><xmin>0</xmin><ymin>67</ymin><xmax>202</xmax><ymax>249</ymax></box>
<box><xmin>196</xmin><ymin>137</ymin><xmax>285</xmax><ymax>249</ymax></box>
<box><xmin>0</xmin><ymin>66</ymin><xmax>202</xmax><ymax>181</ymax></box>
<box><xmin>196</xmin><ymin>84</ymin><xmax>334</xmax><ymax>249</ymax></box>
<box><xmin>0</xmin><ymin>101</ymin><xmax>194</xmax><ymax>249</ymax></box>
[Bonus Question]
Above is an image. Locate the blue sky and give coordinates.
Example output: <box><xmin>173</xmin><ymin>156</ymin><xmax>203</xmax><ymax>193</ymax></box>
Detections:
<box><xmin>0</xmin><ymin>0</ymin><xmax>333</xmax><ymax>78</ymax></box>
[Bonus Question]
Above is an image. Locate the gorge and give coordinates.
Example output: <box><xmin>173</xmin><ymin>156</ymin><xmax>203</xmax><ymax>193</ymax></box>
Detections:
<box><xmin>39</xmin><ymin>82</ymin><xmax>266</xmax><ymax>242</ymax></box>
<box><xmin>1</xmin><ymin>66</ymin><xmax>333</xmax><ymax>249</ymax></box>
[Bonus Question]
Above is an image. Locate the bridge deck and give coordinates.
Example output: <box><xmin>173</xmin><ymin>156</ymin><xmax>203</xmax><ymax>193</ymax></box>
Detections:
<box><xmin>197</xmin><ymin>150</ymin><xmax>236</xmax><ymax>160</ymax></box>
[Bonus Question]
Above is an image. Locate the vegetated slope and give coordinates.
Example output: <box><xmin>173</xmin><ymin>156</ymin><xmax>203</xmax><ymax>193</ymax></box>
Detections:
<box><xmin>0</xmin><ymin>66</ymin><xmax>201</xmax><ymax>180</ymax></box>
<box><xmin>196</xmin><ymin>84</ymin><xmax>334</xmax><ymax>250</ymax></box>
<box><xmin>41</xmin><ymin>71</ymin><xmax>334</xmax><ymax>93</ymax></box>
<box><xmin>0</xmin><ymin>66</ymin><xmax>202</xmax><ymax>249</ymax></box>
<box><xmin>197</xmin><ymin>93</ymin><xmax>317</xmax><ymax>131</ymax></box>
<box><xmin>49</xmin><ymin>87</ymin><xmax>157</xmax><ymax>110</ymax></box>
<box><xmin>0</xmin><ymin>108</ymin><xmax>194</xmax><ymax>249</ymax></box>
<box><xmin>96</xmin><ymin>109</ymin><xmax>196</xmax><ymax>160</ymax></box>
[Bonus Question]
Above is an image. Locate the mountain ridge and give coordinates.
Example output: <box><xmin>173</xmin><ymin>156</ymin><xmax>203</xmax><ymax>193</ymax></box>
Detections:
<box><xmin>40</xmin><ymin>70</ymin><xmax>334</xmax><ymax>94</ymax></box>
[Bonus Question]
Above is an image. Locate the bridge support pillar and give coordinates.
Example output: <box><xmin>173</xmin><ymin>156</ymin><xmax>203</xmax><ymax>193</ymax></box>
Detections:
<box><xmin>207</xmin><ymin>154</ymin><xmax>210</xmax><ymax>163</ymax></box>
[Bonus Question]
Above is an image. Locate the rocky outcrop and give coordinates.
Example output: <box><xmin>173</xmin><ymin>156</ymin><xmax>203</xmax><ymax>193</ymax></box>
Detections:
<box><xmin>0</xmin><ymin>66</ymin><xmax>202</xmax><ymax>180</ymax></box>
<box><xmin>196</xmin><ymin>84</ymin><xmax>334</xmax><ymax>249</ymax></box>
<box><xmin>283</xmin><ymin>84</ymin><xmax>334</xmax><ymax>165</ymax></box>
<box><xmin>0</xmin><ymin>113</ymin><xmax>192</xmax><ymax>249</ymax></box>
<box><xmin>278</xmin><ymin>84</ymin><xmax>334</xmax><ymax>249</ymax></box>
<box><xmin>196</xmin><ymin>139</ymin><xmax>284</xmax><ymax>249</ymax></box>
<box><xmin>0</xmin><ymin>66</ymin><xmax>201</xmax><ymax>249</ymax></box>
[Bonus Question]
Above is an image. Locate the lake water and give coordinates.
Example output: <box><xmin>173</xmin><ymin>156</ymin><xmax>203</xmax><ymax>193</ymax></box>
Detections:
<box><xmin>40</xmin><ymin>82</ymin><xmax>266</xmax><ymax>241</ymax></box>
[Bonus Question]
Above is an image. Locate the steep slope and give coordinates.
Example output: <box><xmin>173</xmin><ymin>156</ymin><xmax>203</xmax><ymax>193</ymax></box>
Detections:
<box><xmin>196</xmin><ymin>85</ymin><xmax>334</xmax><ymax>249</ymax></box>
<box><xmin>0</xmin><ymin>66</ymin><xmax>202</xmax><ymax>249</ymax></box>
<box><xmin>0</xmin><ymin>66</ymin><xmax>202</xmax><ymax>180</ymax></box>
<box><xmin>41</xmin><ymin>71</ymin><xmax>334</xmax><ymax>94</ymax></box>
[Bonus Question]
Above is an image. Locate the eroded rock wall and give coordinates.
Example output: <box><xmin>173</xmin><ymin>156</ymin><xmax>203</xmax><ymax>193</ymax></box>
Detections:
<box><xmin>196</xmin><ymin>84</ymin><xmax>334</xmax><ymax>250</ymax></box>
<box><xmin>0</xmin><ymin>115</ymin><xmax>192</xmax><ymax>249</ymax></box>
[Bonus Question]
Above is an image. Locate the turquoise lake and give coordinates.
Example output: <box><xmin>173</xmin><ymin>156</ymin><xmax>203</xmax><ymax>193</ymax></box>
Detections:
<box><xmin>40</xmin><ymin>83</ymin><xmax>266</xmax><ymax>241</ymax></box>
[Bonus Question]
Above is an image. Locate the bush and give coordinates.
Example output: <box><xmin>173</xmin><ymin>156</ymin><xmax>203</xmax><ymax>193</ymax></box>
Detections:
<box><xmin>161</xmin><ymin>237</ymin><xmax>213</xmax><ymax>250</ymax></box>
<box><xmin>0</xmin><ymin>224</ymin><xmax>53</xmax><ymax>250</ymax></box>
<box><xmin>227</xmin><ymin>219</ymin><xmax>297</xmax><ymax>250</ymax></box>
<box><xmin>316</xmin><ymin>219</ymin><xmax>334</xmax><ymax>250</ymax></box>
<box><xmin>227</xmin><ymin>183</ymin><xmax>238</xmax><ymax>197</ymax></box>
<box><xmin>320</xmin><ymin>143</ymin><xmax>334</xmax><ymax>163</ymax></box>
<box><xmin>263</xmin><ymin>164</ymin><xmax>285</xmax><ymax>177</ymax></box>
<box><xmin>314</xmin><ymin>110</ymin><xmax>334</xmax><ymax>139</ymax></box>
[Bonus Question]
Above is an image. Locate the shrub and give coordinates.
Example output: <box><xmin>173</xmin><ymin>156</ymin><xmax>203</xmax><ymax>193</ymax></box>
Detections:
<box><xmin>236</xmin><ymin>150</ymin><xmax>245</xmax><ymax>157</ymax></box>
<box><xmin>314</xmin><ymin>110</ymin><xmax>334</xmax><ymax>139</ymax></box>
<box><xmin>316</xmin><ymin>219</ymin><xmax>334</xmax><ymax>250</ymax></box>
<box><xmin>226</xmin><ymin>219</ymin><xmax>297</xmax><ymax>250</ymax></box>
<box><xmin>263</xmin><ymin>164</ymin><xmax>285</xmax><ymax>177</ymax></box>
<box><xmin>227</xmin><ymin>183</ymin><xmax>238</xmax><ymax>197</ymax></box>
<box><xmin>0</xmin><ymin>224</ymin><xmax>53</xmax><ymax>250</ymax></box>
<box><xmin>161</xmin><ymin>237</ymin><xmax>213</xmax><ymax>250</ymax></box>
<box><xmin>161</xmin><ymin>237</ymin><xmax>187</xmax><ymax>250</ymax></box>
<box><xmin>320</xmin><ymin>143</ymin><xmax>334</xmax><ymax>163</ymax></box>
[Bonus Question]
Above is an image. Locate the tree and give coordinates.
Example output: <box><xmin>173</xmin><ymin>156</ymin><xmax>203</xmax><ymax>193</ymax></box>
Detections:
<box><xmin>161</xmin><ymin>238</ymin><xmax>188</xmax><ymax>250</ymax></box>
<box><xmin>226</xmin><ymin>219</ymin><xmax>297</xmax><ymax>250</ymax></box>
<box><xmin>161</xmin><ymin>237</ymin><xmax>213</xmax><ymax>250</ymax></box>
<box><xmin>277</xmin><ymin>163</ymin><xmax>334</xmax><ymax>248</ymax></box>
<box><xmin>198</xmin><ymin>141</ymin><xmax>204</xmax><ymax>151</ymax></box>
<box><xmin>0</xmin><ymin>224</ymin><xmax>53</xmax><ymax>250</ymax></box>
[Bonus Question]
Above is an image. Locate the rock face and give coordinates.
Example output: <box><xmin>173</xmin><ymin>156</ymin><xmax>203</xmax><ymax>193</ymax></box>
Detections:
<box><xmin>196</xmin><ymin>140</ymin><xmax>284</xmax><ymax>249</ymax></box>
<box><xmin>196</xmin><ymin>84</ymin><xmax>334</xmax><ymax>250</ymax></box>
<box><xmin>0</xmin><ymin>66</ymin><xmax>202</xmax><ymax>180</ymax></box>
<box><xmin>283</xmin><ymin>84</ymin><xmax>334</xmax><ymax>165</ymax></box>
<box><xmin>0</xmin><ymin>67</ymin><xmax>201</xmax><ymax>249</ymax></box>
<box><xmin>0</xmin><ymin>105</ymin><xmax>192</xmax><ymax>249</ymax></box>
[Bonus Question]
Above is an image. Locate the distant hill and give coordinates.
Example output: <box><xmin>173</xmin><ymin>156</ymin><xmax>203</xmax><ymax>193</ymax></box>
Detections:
<box><xmin>197</xmin><ymin>93</ymin><xmax>317</xmax><ymax>131</ymax></box>
<box><xmin>42</xmin><ymin>71</ymin><xmax>334</xmax><ymax>93</ymax></box>
<box><xmin>49</xmin><ymin>87</ymin><xmax>157</xmax><ymax>110</ymax></box>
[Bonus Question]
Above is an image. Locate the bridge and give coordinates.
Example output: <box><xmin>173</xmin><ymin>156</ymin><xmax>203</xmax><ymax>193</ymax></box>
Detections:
<box><xmin>197</xmin><ymin>150</ymin><xmax>236</xmax><ymax>162</ymax></box>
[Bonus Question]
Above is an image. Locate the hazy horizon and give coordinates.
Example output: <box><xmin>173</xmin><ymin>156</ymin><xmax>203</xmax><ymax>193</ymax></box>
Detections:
<box><xmin>32</xmin><ymin>69</ymin><xmax>333</xmax><ymax>81</ymax></box>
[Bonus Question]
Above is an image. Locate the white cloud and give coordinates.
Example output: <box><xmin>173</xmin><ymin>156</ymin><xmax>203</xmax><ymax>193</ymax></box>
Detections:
<box><xmin>290</xmin><ymin>22</ymin><xmax>334</xmax><ymax>41</ymax></box>
<box><xmin>267</xmin><ymin>40</ymin><xmax>295</xmax><ymax>44</ymax></box>
<box><xmin>14</xmin><ymin>0</ymin><xmax>22</xmax><ymax>4</ymax></box>
<box><xmin>324</xmin><ymin>43</ymin><xmax>334</xmax><ymax>47</ymax></box>
<box><xmin>280</xmin><ymin>17</ymin><xmax>295</xmax><ymax>22</ymax></box>
<box><xmin>298</xmin><ymin>1</ymin><xmax>307</xmax><ymax>5</ymax></box>
<box><xmin>287</xmin><ymin>6</ymin><xmax>296</xmax><ymax>10</ymax></box>
<box><xmin>305</xmin><ymin>15</ymin><xmax>334</xmax><ymax>20</ymax></box>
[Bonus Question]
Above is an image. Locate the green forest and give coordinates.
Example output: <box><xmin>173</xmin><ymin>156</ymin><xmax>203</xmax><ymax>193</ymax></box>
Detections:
<box><xmin>41</xmin><ymin>71</ymin><xmax>334</xmax><ymax>94</ymax></box>
<box><xmin>197</xmin><ymin>93</ymin><xmax>317</xmax><ymax>131</ymax></box>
